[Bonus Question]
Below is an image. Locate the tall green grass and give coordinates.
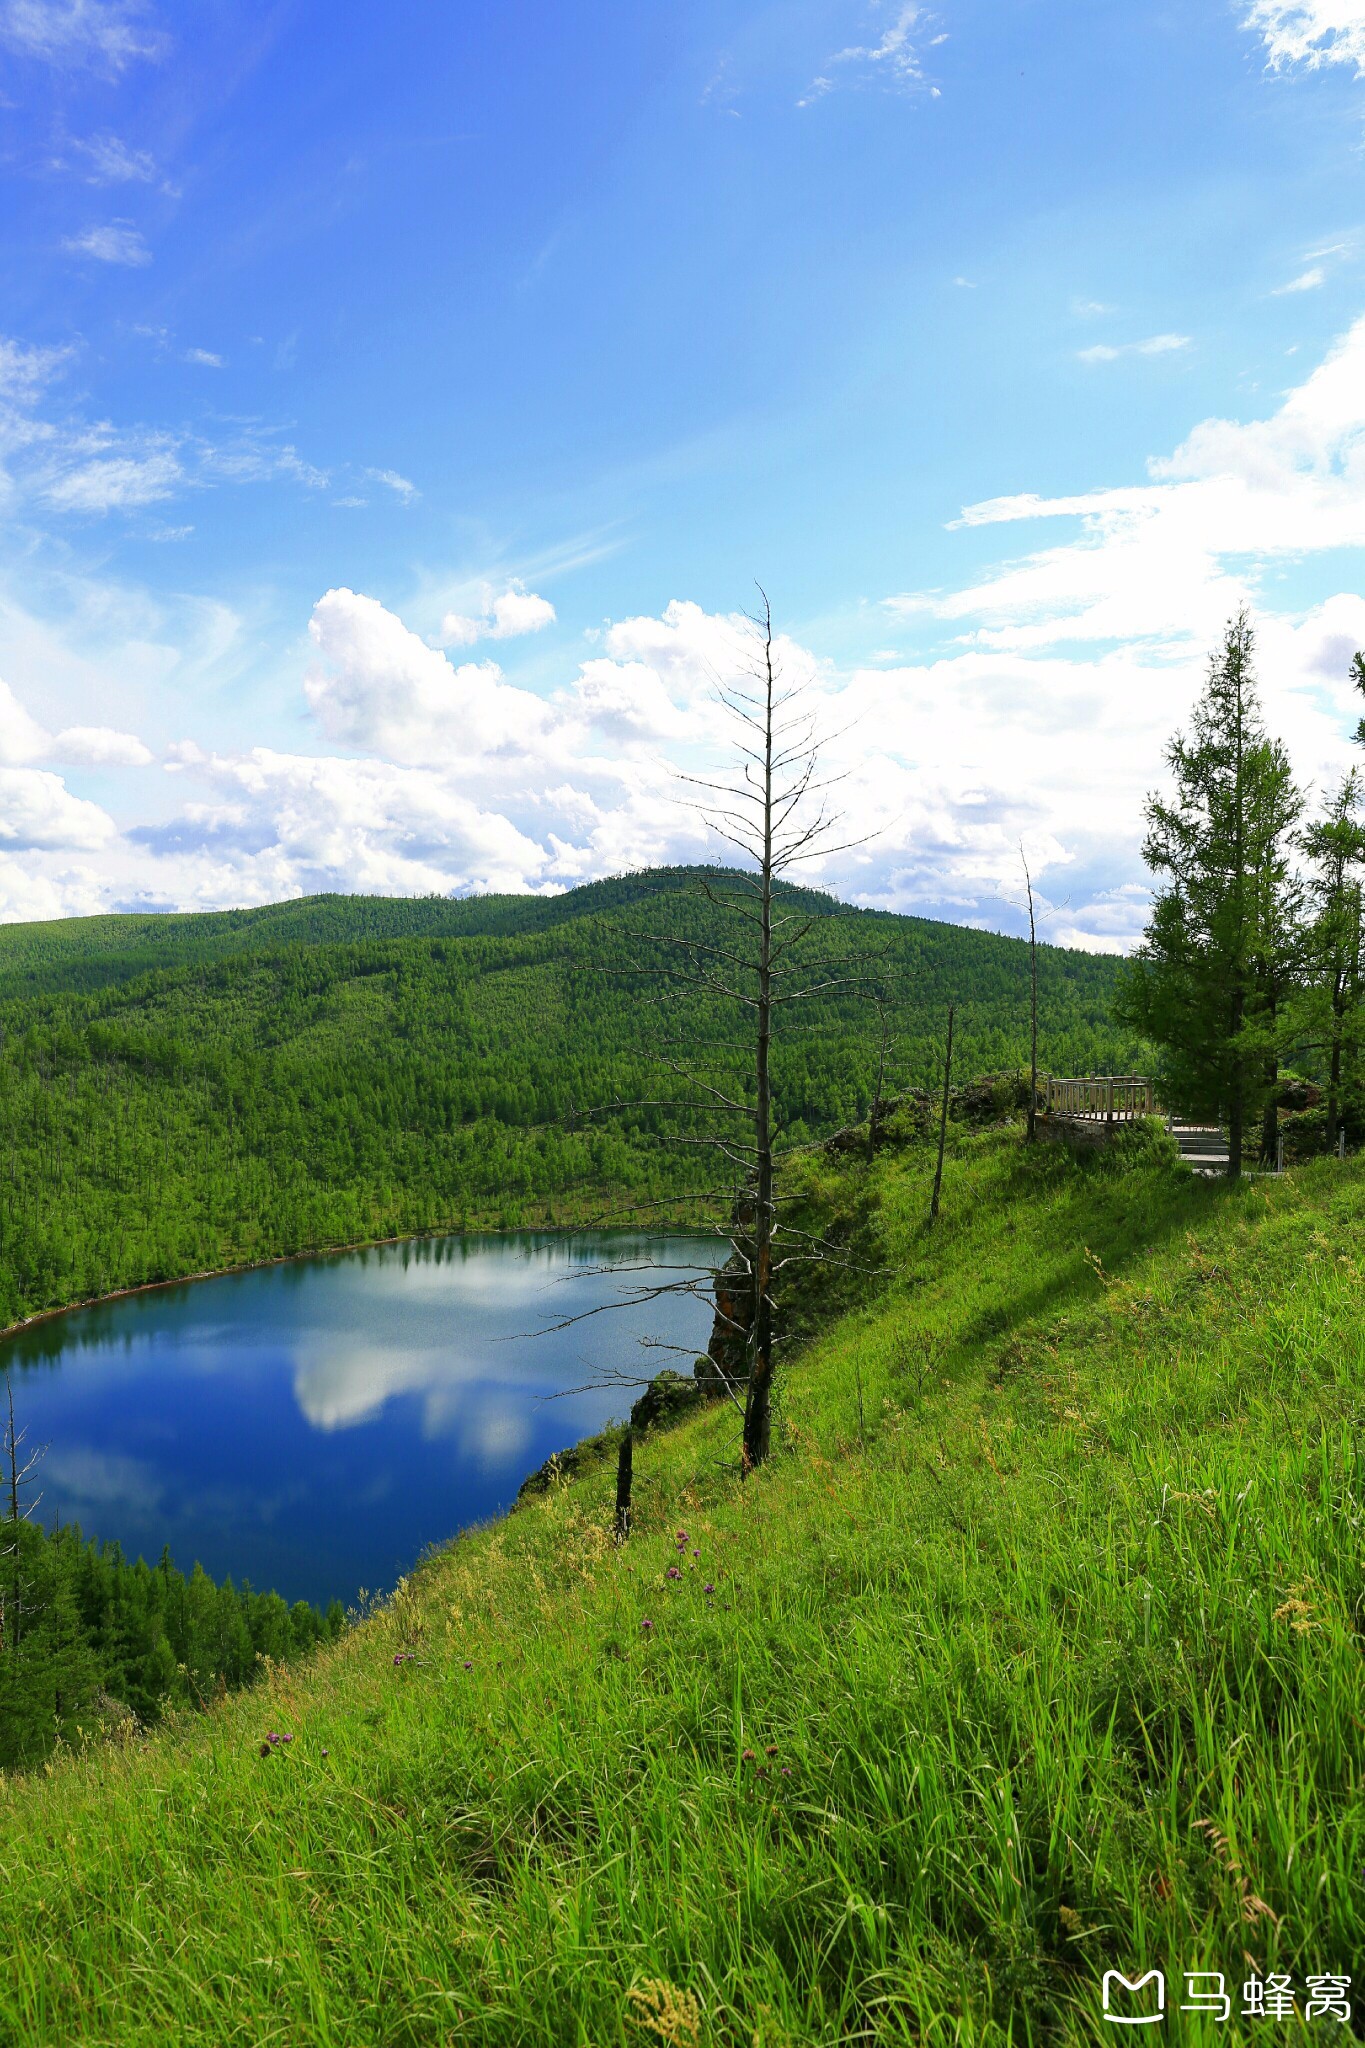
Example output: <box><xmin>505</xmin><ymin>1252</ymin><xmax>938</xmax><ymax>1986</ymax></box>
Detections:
<box><xmin>1</xmin><ymin>1126</ymin><xmax>1362</xmax><ymax>2044</ymax></box>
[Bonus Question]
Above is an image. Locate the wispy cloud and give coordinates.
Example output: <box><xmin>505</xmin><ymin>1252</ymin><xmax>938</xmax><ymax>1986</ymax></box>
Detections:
<box><xmin>800</xmin><ymin>3</ymin><xmax>943</xmax><ymax>106</ymax></box>
<box><xmin>69</xmin><ymin>132</ymin><xmax>155</xmax><ymax>183</ymax></box>
<box><xmin>43</xmin><ymin>450</ymin><xmax>181</xmax><ymax>512</ymax></box>
<box><xmin>1271</xmin><ymin>264</ymin><xmax>1327</xmax><ymax>293</ymax></box>
<box><xmin>184</xmin><ymin>347</ymin><xmax>224</xmax><ymax>368</ymax></box>
<box><xmin>1242</xmin><ymin>1</ymin><xmax>1365</xmax><ymax>73</ymax></box>
<box><xmin>0</xmin><ymin>335</ymin><xmax>73</xmax><ymax>401</ymax></box>
<box><xmin>0</xmin><ymin>0</ymin><xmax>165</xmax><ymax>70</ymax></box>
<box><xmin>364</xmin><ymin>467</ymin><xmax>418</xmax><ymax>503</ymax></box>
<box><xmin>1077</xmin><ymin>333</ymin><xmax>1191</xmax><ymax>364</ymax></box>
<box><xmin>63</xmin><ymin>221</ymin><xmax>150</xmax><ymax>265</ymax></box>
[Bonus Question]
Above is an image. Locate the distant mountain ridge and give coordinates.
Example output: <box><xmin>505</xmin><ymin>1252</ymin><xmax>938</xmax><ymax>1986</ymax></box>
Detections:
<box><xmin>0</xmin><ymin>869</ymin><xmax>1139</xmax><ymax>1327</ymax></box>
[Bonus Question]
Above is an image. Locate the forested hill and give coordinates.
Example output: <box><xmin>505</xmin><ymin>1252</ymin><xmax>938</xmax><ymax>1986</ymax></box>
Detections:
<box><xmin>0</xmin><ymin>870</ymin><xmax>1137</xmax><ymax>1325</ymax></box>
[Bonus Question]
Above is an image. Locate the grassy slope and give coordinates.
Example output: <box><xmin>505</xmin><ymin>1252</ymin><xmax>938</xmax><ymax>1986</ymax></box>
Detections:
<box><xmin>5</xmin><ymin>1126</ymin><xmax>1362</xmax><ymax>2044</ymax></box>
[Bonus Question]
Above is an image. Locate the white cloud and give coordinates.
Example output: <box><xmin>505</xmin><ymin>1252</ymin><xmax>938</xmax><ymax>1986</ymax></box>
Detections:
<box><xmin>70</xmin><ymin>132</ymin><xmax>155</xmax><ymax>183</ymax></box>
<box><xmin>364</xmin><ymin>467</ymin><xmax>417</xmax><ymax>502</ymax></box>
<box><xmin>0</xmin><ymin>335</ymin><xmax>73</xmax><ymax>401</ymax></box>
<box><xmin>43</xmin><ymin>450</ymin><xmax>181</xmax><ymax>511</ymax></box>
<box><xmin>800</xmin><ymin>3</ymin><xmax>942</xmax><ymax>104</ymax></box>
<box><xmin>0</xmin><ymin>767</ymin><xmax>116</xmax><ymax>851</ymax></box>
<box><xmin>0</xmin><ymin>336</ymin><xmax>329</xmax><ymax>518</ymax></box>
<box><xmin>53</xmin><ymin>724</ymin><xmax>153</xmax><ymax>766</ymax></box>
<box><xmin>0</xmin><ymin>0</ymin><xmax>164</xmax><ymax>69</ymax></box>
<box><xmin>0</xmin><ymin>670</ymin><xmax>152</xmax><ymax>771</ymax></box>
<box><xmin>63</xmin><ymin>221</ymin><xmax>151</xmax><ymax>266</ymax></box>
<box><xmin>1076</xmin><ymin>333</ymin><xmax>1191</xmax><ymax>364</ymax></box>
<box><xmin>4</xmin><ymin>319</ymin><xmax>1365</xmax><ymax>949</ymax></box>
<box><xmin>440</xmin><ymin>581</ymin><xmax>557</xmax><ymax>645</ymax></box>
<box><xmin>184</xmin><ymin>347</ymin><xmax>224</xmax><ymax>368</ymax></box>
<box><xmin>1272</xmin><ymin>265</ymin><xmax>1327</xmax><ymax>293</ymax></box>
<box><xmin>1243</xmin><ymin>1</ymin><xmax>1365</xmax><ymax>72</ymax></box>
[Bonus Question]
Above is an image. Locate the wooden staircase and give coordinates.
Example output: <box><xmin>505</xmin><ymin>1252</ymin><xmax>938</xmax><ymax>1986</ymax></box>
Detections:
<box><xmin>1168</xmin><ymin>1117</ymin><xmax>1230</xmax><ymax>1176</ymax></box>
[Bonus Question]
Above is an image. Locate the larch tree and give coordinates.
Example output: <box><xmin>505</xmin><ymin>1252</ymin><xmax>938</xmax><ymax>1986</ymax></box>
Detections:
<box><xmin>1299</xmin><ymin>769</ymin><xmax>1365</xmax><ymax>1152</ymax></box>
<box><xmin>1117</xmin><ymin>611</ymin><xmax>1302</xmax><ymax>1178</ymax></box>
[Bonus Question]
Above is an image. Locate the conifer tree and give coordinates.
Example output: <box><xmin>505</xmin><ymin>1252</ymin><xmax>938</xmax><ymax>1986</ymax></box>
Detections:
<box><xmin>1118</xmin><ymin>612</ymin><xmax>1303</xmax><ymax>1177</ymax></box>
<box><xmin>1299</xmin><ymin>769</ymin><xmax>1365</xmax><ymax>1151</ymax></box>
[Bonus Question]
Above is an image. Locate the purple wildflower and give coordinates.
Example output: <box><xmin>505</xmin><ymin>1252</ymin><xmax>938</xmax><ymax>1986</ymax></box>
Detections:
<box><xmin>321</xmin><ymin>1748</ymin><xmax>329</xmax><ymax>1758</ymax></box>
<box><xmin>666</xmin><ymin>1566</ymin><xmax>682</xmax><ymax>1581</ymax></box>
<box><xmin>742</xmin><ymin>1748</ymin><xmax>755</xmax><ymax>1763</ymax></box>
<box><xmin>781</xmin><ymin>1767</ymin><xmax>791</xmax><ymax>1777</ymax></box>
<box><xmin>641</xmin><ymin>1617</ymin><xmax>654</xmax><ymax>1633</ymax></box>
<box><xmin>704</xmin><ymin>1583</ymin><xmax>715</xmax><ymax>1595</ymax></box>
<box><xmin>463</xmin><ymin>1659</ymin><xmax>473</xmax><ymax>1669</ymax></box>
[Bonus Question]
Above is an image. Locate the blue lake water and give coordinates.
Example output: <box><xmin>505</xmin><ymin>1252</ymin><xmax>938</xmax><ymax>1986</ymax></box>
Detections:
<box><xmin>0</xmin><ymin>1234</ymin><xmax>715</xmax><ymax>1608</ymax></box>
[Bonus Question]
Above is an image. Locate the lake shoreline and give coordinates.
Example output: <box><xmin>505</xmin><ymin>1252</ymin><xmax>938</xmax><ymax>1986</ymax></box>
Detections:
<box><xmin>0</xmin><ymin>1215</ymin><xmax>722</xmax><ymax>1352</ymax></box>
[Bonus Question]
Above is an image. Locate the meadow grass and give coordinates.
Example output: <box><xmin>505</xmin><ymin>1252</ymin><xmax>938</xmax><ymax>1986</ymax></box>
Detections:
<box><xmin>1</xmin><ymin>1125</ymin><xmax>1362</xmax><ymax>2045</ymax></box>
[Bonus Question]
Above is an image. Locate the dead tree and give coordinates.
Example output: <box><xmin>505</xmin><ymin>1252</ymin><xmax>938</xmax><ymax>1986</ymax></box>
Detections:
<box><xmin>1021</xmin><ymin>845</ymin><xmax>1039</xmax><ymax>1143</ymax></box>
<box><xmin>929</xmin><ymin>1003</ymin><xmax>955</xmax><ymax>1226</ymax></box>
<box><xmin>866</xmin><ymin>997</ymin><xmax>895</xmax><ymax>1164</ymax></box>
<box><xmin>2</xmin><ymin>1376</ymin><xmax>42</xmax><ymax>1657</ymax></box>
<box><xmin>538</xmin><ymin>589</ymin><xmax>871</xmax><ymax>1479</ymax></box>
<box><xmin>613</xmin><ymin>1428</ymin><xmax>633</xmax><ymax>1543</ymax></box>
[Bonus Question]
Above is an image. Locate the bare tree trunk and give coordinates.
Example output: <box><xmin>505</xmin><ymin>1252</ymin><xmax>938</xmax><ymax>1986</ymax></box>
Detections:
<box><xmin>5</xmin><ymin>1378</ymin><xmax>19</xmax><ymax>1655</ymax></box>
<box><xmin>613</xmin><ymin>1428</ymin><xmax>633</xmax><ymax>1543</ymax></box>
<box><xmin>1228</xmin><ymin>992</ymin><xmax>1244</xmax><ymax>1181</ymax></box>
<box><xmin>866</xmin><ymin>1003</ymin><xmax>890</xmax><ymax>1164</ymax></box>
<box><xmin>743</xmin><ymin>614</ymin><xmax>778</xmax><ymax>1476</ymax></box>
<box><xmin>1022</xmin><ymin>848</ymin><xmax>1038</xmax><ymax>1143</ymax></box>
<box><xmin>930</xmin><ymin>1004</ymin><xmax>956</xmax><ymax>1226</ymax></box>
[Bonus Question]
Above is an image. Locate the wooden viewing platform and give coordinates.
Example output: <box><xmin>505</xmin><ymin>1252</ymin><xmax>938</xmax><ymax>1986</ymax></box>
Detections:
<box><xmin>1042</xmin><ymin>1075</ymin><xmax>1159</xmax><ymax>1122</ymax></box>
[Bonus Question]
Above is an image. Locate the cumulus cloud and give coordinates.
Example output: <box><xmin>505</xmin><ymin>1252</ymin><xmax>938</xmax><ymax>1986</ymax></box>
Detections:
<box><xmin>0</xmin><ymin>767</ymin><xmax>116</xmax><ymax>851</ymax></box>
<box><xmin>6</xmin><ymin>321</ymin><xmax>1365</xmax><ymax>950</ymax></box>
<box><xmin>62</xmin><ymin>221</ymin><xmax>151</xmax><ymax>265</ymax></box>
<box><xmin>0</xmin><ymin>0</ymin><xmax>164</xmax><ymax>68</ymax></box>
<box><xmin>0</xmin><ymin>672</ymin><xmax>152</xmax><ymax>771</ymax></box>
<box><xmin>53</xmin><ymin>724</ymin><xmax>153</xmax><ymax>766</ymax></box>
<box><xmin>1243</xmin><ymin>0</ymin><xmax>1365</xmax><ymax>72</ymax></box>
<box><xmin>440</xmin><ymin>582</ymin><xmax>557</xmax><ymax>645</ymax></box>
<box><xmin>308</xmin><ymin>587</ymin><xmax>555</xmax><ymax>761</ymax></box>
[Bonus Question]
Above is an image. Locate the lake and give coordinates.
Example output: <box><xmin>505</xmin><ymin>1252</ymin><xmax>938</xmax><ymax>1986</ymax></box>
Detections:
<box><xmin>0</xmin><ymin>1233</ymin><xmax>716</xmax><ymax>1608</ymax></box>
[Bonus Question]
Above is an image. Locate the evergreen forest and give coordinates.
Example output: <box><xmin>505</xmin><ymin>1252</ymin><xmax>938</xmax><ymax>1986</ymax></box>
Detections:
<box><xmin>0</xmin><ymin>868</ymin><xmax>1136</xmax><ymax>1329</ymax></box>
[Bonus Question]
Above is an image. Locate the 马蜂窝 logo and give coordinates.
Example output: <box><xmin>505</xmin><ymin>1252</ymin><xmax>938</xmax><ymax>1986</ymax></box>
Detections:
<box><xmin>1102</xmin><ymin>1971</ymin><xmax>1165</xmax><ymax>2025</ymax></box>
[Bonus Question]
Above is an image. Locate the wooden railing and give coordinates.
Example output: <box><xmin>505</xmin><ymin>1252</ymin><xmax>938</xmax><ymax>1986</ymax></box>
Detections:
<box><xmin>1043</xmin><ymin>1075</ymin><xmax>1159</xmax><ymax>1121</ymax></box>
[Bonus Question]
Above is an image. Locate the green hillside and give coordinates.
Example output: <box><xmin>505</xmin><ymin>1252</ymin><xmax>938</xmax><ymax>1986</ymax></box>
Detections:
<box><xmin>2</xmin><ymin>1119</ymin><xmax>1360</xmax><ymax>2042</ymax></box>
<box><xmin>0</xmin><ymin>872</ymin><xmax>1135</xmax><ymax>1326</ymax></box>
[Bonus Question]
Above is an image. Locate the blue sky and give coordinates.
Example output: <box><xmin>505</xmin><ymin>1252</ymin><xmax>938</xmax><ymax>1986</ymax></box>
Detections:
<box><xmin>3</xmin><ymin>0</ymin><xmax>1365</xmax><ymax>945</ymax></box>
